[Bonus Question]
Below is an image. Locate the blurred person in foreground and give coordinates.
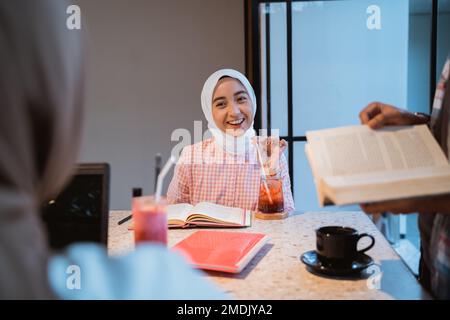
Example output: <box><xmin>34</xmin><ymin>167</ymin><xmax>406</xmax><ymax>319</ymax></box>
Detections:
<box><xmin>0</xmin><ymin>0</ymin><xmax>224</xmax><ymax>299</ymax></box>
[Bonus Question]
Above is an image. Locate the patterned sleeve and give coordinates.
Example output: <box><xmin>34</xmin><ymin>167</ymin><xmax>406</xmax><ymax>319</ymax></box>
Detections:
<box><xmin>167</xmin><ymin>147</ymin><xmax>192</xmax><ymax>204</ymax></box>
<box><xmin>279</xmin><ymin>153</ymin><xmax>295</xmax><ymax>213</ymax></box>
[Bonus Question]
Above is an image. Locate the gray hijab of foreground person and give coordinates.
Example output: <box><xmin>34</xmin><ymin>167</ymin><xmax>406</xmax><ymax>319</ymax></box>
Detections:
<box><xmin>0</xmin><ymin>0</ymin><xmax>85</xmax><ymax>298</ymax></box>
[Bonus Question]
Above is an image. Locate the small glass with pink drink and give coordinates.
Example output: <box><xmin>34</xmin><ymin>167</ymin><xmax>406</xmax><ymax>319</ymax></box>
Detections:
<box><xmin>132</xmin><ymin>196</ymin><xmax>167</xmax><ymax>245</ymax></box>
<box><xmin>254</xmin><ymin>136</ymin><xmax>285</xmax><ymax>214</ymax></box>
<box><xmin>257</xmin><ymin>169</ymin><xmax>285</xmax><ymax>213</ymax></box>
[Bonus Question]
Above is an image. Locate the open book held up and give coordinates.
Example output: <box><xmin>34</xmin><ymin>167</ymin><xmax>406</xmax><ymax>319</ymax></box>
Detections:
<box><xmin>305</xmin><ymin>124</ymin><xmax>450</xmax><ymax>206</ymax></box>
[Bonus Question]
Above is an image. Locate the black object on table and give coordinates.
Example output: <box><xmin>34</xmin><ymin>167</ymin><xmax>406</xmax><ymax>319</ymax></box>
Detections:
<box><xmin>117</xmin><ymin>187</ymin><xmax>142</xmax><ymax>225</ymax></box>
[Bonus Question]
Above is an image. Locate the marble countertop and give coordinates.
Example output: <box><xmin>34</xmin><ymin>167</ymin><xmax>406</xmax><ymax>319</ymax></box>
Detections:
<box><xmin>108</xmin><ymin>211</ymin><xmax>430</xmax><ymax>300</ymax></box>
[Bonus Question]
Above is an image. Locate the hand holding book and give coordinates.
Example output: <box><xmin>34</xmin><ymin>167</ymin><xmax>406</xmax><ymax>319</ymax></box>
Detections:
<box><xmin>359</xmin><ymin>102</ymin><xmax>430</xmax><ymax>129</ymax></box>
<box><xmin>356</xmin><ymin>102</ymin><xmax>450</xmax><ymax>214</ymax></box>
<box><xmin>305</xmin><ymin>124</ymin><xmax>450</xmax><ymax>206</ymax></box>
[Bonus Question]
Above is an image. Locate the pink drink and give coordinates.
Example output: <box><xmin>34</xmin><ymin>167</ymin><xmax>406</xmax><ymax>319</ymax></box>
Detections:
<box><xmin>258</xmin><ymin>177</ymin><xmax>284</xmax><ymax>213</ymax></box>
<box><xmin>133</xmin><ymin>196</ymin><xmax>167</xmax><ymax>245</ymax></box>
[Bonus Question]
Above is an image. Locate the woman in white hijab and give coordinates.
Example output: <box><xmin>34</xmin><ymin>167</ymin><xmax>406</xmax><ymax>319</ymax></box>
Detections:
<box><xmin>0</xmin><ymin>0</ymin><xmax>224</xmax><ymax>299</ymax></box>
<box><xmin>167</xmin><ymin>69</ymin><xmax>295</xmax><ymax>213</ymax></box>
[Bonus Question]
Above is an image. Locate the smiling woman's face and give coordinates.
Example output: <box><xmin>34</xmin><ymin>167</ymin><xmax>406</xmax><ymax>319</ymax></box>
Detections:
<box><xmin>211</xmin><ymin>77</ymin><xmax>253</xmax><ymax>136</ymax></box>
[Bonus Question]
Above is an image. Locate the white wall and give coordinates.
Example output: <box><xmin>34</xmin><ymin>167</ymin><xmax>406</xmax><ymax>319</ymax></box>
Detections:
<box><xmin>74</xmin><ymin>0</ymin><xmax>245</xmax><ymax>209</ymax></box>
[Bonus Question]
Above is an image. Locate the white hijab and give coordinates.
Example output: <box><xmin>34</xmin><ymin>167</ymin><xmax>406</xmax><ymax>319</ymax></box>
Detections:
<box><xmin>201</xmin><ymin>69</ymin><xmax>257</xmax><ymax>155</ymax></box>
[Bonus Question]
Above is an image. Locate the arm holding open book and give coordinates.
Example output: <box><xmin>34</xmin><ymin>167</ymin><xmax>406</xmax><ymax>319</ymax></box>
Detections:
<box><xmin>359</xmin><ymin>102</ymin><xmax>430</xmax><ymax>129</ymax></box>
<box><xmin>305</xmin><ymin>123</ymin><xmax>450</xmax><ymax>206</ymax></box>
<box><xmin>358</xmin><ymin>101</ymin><xmax>450</xmax><ymax>216</ymax></box>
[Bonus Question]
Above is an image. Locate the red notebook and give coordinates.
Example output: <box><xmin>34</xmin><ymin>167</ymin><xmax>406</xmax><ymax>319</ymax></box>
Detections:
<box><xmin>173</xmin><ymin>230</ymin><xmax>269</xmax><ymax>273</ymax></box>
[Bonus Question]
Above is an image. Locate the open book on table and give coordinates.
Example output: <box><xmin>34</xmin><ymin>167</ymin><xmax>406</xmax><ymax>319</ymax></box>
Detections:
<box><xmin>305</xmin><ymin>124</ymin><xmax>450</xmax><ymax>206</ymax></box>
<box><xmin>128</xmin><ymin>202</ymin><xmax>251</xmax><ymax>229</ymax></box>
<box><xmin>167</xmin><ymin>202</ymin><xmax>251</xmax><ymax>228</ymax></box>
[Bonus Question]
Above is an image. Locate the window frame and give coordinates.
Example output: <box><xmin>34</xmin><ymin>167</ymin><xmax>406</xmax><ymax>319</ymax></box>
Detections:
<box><xmin>245</xmin><ymin>0</ymin><xmax>439</xmax><ymax>193</ymax></box>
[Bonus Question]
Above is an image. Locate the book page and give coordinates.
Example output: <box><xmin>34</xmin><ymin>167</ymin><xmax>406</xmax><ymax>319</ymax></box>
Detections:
<box><xmin>167</xmin><ymin>203</ymin><xmax>194</xmax><ymax>224</ymax></box>
<box><xmin>325</xmin><ymin>165</ymin><xmax>450</xmax><ymax>188</ymax></box>
<box><xmin>306</xmin><ymin>125</ymin><xmax>448</xmax><ymax>178</ymax></box>
<box><xmin>188</xmin><ymin>202</ymin><xmax>248</xmax><ymax>226</ymax></box>
<box><xmin>323</xmin><ymin>166</ymin><xmax>450</xmax><ymax>205</ymax></box>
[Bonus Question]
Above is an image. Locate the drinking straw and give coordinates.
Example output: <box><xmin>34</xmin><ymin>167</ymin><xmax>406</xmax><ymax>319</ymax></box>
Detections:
<box><xmin>254</xmin><ymin>141</ymin><xmax>274</xmax><ymax>205</ymax></box>
<box><xmin>154</xmin><ymin>153</ymin><xmax>162</xmax><ymax>192</ymax></box>
<box><xmin>155</xmin><ymin>155</ymin><xmax>176</xmax><ymax>203</ymax></box>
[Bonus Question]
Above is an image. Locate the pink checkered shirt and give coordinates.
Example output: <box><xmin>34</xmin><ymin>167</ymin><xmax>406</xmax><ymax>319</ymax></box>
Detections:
<box><xmin>167</xmin><ymin>138</ymin><xmax>295</xmax><ymax>212</ymax></box>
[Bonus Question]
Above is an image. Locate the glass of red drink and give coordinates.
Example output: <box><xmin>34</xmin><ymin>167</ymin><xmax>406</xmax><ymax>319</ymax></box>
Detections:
<box><xmin>132</xmin><ymin>196</ymin><xmax>167</xmax><ymax>245</ymax></box>
<box><xmin>258</xmin><ymin>175</ymin><xmax>284</xmax><ymax>213</ymax></box>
